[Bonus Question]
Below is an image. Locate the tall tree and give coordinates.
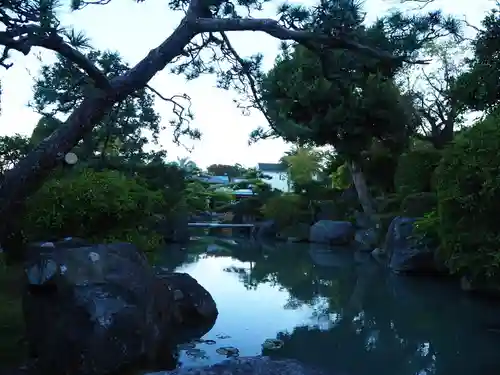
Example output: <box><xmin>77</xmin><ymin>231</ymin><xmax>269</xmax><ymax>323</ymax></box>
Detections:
<box><xmin>0</xmin><ymin>0</ymin><xmax>448</xmax><ymax>243</ymax></box>
<box><xmin>30</xmin><ymin>49</ymin><xmax>186</xmax><ymax>163</ymax></box>
<box><xmin>255</xmin><ymin>4</ymin><xmax>460</xmax><ymax>215</ymax></box>
<box><xmin>453</xmin><ymin>5</ymin><xmax>500</xmax><ymax>113</ymax></box>
<box><xmin>281</xmin><ymin>146</ymin><xmax>323</xmax><ymax>187</ymax></box>
<box><xmin>207</xmin><ymin>164</ymin><xmax>244</xmax><ymax>178</ymax></box>
<box><xmin>401</xmin><ymin>40</ymin><xmax>467</xmax><ymax>148</ymax></box>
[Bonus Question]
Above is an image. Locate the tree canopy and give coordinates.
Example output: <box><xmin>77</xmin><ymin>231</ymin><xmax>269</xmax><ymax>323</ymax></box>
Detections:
<box><xmin>453</xmin><ymin>6</ymin><xmax>500</xmax><ymax>113</ymax></box>
<box><xmin>253</xmin><ymin>4</ymin><xmax>460</xmax><ymax>160</ymax></box>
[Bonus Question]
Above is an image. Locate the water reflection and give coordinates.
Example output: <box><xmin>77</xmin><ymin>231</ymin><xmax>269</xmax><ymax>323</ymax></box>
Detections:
<box><xmin>155</xmin><ymin>237</ymin><xmax>500</xmax><ymax>375</ymax></box>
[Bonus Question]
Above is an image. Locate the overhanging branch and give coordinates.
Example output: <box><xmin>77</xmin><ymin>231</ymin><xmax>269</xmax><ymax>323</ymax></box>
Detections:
<box><xmin>0</xmin><ymin>30</ymin><xmax>110</xmax><ymax>89</ymax></box>
<box><xmin>192</xmin><ymin>17</ymin><xmax>430</xmax><ymax>64</ymax></box>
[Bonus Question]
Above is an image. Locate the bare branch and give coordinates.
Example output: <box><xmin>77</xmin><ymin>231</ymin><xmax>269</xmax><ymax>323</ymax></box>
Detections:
<box><xmin>145</xmin><ymin>85</ymin><xmax>199</xmax><ymax>145</ymax></box>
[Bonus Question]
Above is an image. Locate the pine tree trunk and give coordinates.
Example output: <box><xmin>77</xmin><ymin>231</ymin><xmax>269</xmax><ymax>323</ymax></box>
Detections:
<box><xmin>348</xmin><ymin>160</ymin><xmax>375</xmax><ymax>217</ymax></box>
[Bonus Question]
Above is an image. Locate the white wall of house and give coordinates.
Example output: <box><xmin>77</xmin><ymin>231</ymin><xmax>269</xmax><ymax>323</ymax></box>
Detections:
<box><xmin>263</xmin><ymin>171</ymin><xmax>291</xmax><ymax>192</ymax></box>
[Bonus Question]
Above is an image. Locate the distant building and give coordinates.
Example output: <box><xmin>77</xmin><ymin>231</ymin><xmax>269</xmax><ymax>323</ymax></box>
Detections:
<box><xmin>191</xmin><ymin>174</ymin><xmax>230</xmax><ymax>185</ymax></box>
<box><xmin>256</xmin><ymin>163</ymin><xmax>291</xmax><ymax>192</ymax></box>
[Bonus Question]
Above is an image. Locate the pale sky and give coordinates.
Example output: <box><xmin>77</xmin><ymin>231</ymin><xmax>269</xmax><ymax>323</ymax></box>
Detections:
<box><xmin>0</xmin><ymin>0</ymin><xmax>494</xmax><ymax>168</ymax></box>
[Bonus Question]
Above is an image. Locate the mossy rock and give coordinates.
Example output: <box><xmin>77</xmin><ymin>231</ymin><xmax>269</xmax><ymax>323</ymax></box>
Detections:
<box><xmin>400</xmin><ymin>192</ymin><xmax>437</xmax><ymax>218</ymax></box>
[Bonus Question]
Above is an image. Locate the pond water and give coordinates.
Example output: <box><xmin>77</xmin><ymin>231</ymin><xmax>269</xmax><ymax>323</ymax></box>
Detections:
<box><xmin>150</xmin><ymin>236</ymin><xmax>500</xmax><ymax>375</ymax></box>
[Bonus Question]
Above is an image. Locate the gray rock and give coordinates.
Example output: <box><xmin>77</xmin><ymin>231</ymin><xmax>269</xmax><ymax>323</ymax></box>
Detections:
<box><xmin>354</xmin><ymin>227</ymin><xmax>378</xmax><ymax>252</ymax></box>
<box><xmin>154</xmin><ymin>271</ymin><xmax>218</xmax><ymax>327</ymax></box>
<box><xmin>309</xmin><ymin>220</ymin><xmax>354</xmax><ymax>245</ymax></box>
<box><xmin>385</xmin><ymin>216</ymin><xmax>441</xmax><ymax>274</ymax></box>
<box><xmin>155</xmin><ymin>356</ymin><xmax>328</xmax><ymax>375</ymax></box>
<box><xmin>23</xmin><ymin>241</ymin><xmax>217</xmax><ymax>375</ymax></box>
<box><xmin>253</xmin><ymin>220</ymin><xmax>277</xmax><ymax>240</ymax></box>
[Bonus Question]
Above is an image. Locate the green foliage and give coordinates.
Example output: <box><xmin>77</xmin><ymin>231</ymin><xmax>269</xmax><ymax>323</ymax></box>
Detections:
<box><xmin>0</xmin><ymin>134</ymin><xmax>32</xmax><ymax>174</ymax></box>
<box><xmin>23</xmin><ymin>169</ymin><xmax>165</xmax><ymax>249</ymax></box>
<box><xmin>360</xmin><ymin>141</ymin><xmax>399</xmax><ymax>193</ymax></box>
<box><xmin>394</xmin><ymin>148</ymin><xmax>442</xmax><ymax>196</ymax></box>
<box><xmin>453</xmin><ymin>5</ymin><xmax>500</xmax><ymax>112</ymax></box>
<box><xmin>102</xmin><ymin>227</ymin><xmax>165</xmax><ymax>253</ymax></box>
<box><xmin>435</xmin><ymin>113</ymin><xmax>500</xmax><ymax>277</ymax></box>
<box><xmin>282</xmin><ymin>146</ymin><xmax>323</xmax><ymax>186</ymax></box>
<box><xmin>30</xmin><ymin>116</ymin><xmax>62</xmax><ymax>146</ymax></box>
<box><xmin>0</xmin><ymin>259</ymin><xmax>25</xmax><ymax>366</ymax></box>
<box><xmin>207</xmin><ymin>164</ymin><xmax>244</xmax><ymax>178</ymax></box>
<box><xmin>255</xmin><ymin>7</ymin><xmax>459</xmax><ymax>159</ymax></box>
<box><xmin>210</xmin><ymin>190</ymin><xmax>234</xmax><ymax>210</ymax></box>
<box><xmin>184</xmin><ymin>181</ymin><xmax>211</xmax><ymax>213</ymax></box>
<box><xmin>31</xmin><ymin>50</ymin><xmax>194</xmax><ymax>162</ymax></box>
<box><xmin>262</xmin><ymin>194</ymin><xmax>311</xmax><ymax>229</ymax></box>
<box><xmin>400</xmin><ymin>192</ymin><xmax>437</xmax><ymax>218</ymax></box>
<box><xmin>331</xmin><ymin>164</ymin><xmax>351</xmax><ymax>190</ymax></box>
<box><xmin>414</xmin><ymin>210</ymin><xmax>440</xmax><ymax>249</ymax></box>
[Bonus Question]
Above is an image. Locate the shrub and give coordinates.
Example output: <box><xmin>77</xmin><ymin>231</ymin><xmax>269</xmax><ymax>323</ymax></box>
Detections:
<box><xmin>331</xmin><ymin>164</ymin><xmax>351</xmax><ymax>190</ymax></box>
<box><xmin>435</xmin><ymin>113</ymin><xmax>500</xmax><ymax>278</ymax></box>
<box><xmin>414</xmin><ymin>209</ymin><xmax>440</xmax><ymax>250</ymax></box>
<box><xmin>102</xmin><ymin>226</ymin><xmax>164</xmax><ymax>253</ymax></box>
<box><xmin>23</xmin><ymin>168</ymin><xmax>165</xmax><ymax>246</ymax></box>
<box><xmin>375</xmin><ymin>194</ymin><xmax>401</xmax><ymax>214</ymax></box>
<box><xmin>262</xmin><ymin>194</ymin><xmax>311</xmax><ymax>228</ymax></box>
<box><xmin>209</xmin><ymin>190</ymin><xmax>234</xmax><ymax>210</ymax></box>
<box><xmin>394</xmin><ymin>148</ymin><xmax>442</xmax><ymax>196</ymax></box>
<box><xmin>400</xmin><ymin>192</ymin><xmax>437</xmax><ymax>218</ymax></box>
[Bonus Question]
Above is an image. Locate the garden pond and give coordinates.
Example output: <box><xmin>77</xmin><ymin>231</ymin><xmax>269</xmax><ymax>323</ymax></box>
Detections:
<box><xmin>0</xmin><ymin>234</ymin><xmax>499</xmax><ymax>375</ymax></box>
<box><xmin>144</xmin><ymin>235</ymin><xmax>500</xmax><ymax>375</ymax></box>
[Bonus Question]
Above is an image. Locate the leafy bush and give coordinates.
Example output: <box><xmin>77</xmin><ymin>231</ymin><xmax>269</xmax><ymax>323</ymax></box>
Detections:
<box><xmin>262</xmin><ymin>194</ymin><xmax>311</xmax><ymax>228</ymax></box>
<box><xmin>394</xmin><ymin>148</ymin><xmax>442</xmax><ymax>196</ymax></box>
<box><xmin>414</xmin><ymin>209</ymin><xmax>440</xmax><ymax>250</ymax></box>
<box><xmin>102</xmin><ymin>226</ymin><xmax>164</xmax><ymax>253</ymax></box>
<box><xmin>331</xmin><ymin>164</ymin><xmax>351</xmax><ymax>190</ymax></box>
<box><xmin>400</xmin><ymin>192</ymin><xmax>437</xmax><ymax>217</ymax></box>
<box><xmin>209</xmin><ymin>190</ymin><xmax>234</xmax><ymax>210</ymax></box>
<box><xmin>23</xmin><ymin>168</ymin><xmax>165</xmax><ymax>248</ymax></box>
<box><xmin>184</xmin><ymin>181</ymin><xmax>210</xmax><ymax>213</ymax></box>
<box><xmin>435</xmin><ymin>113</ymin><xmax>500</xmax><ymax>278</ymax></box>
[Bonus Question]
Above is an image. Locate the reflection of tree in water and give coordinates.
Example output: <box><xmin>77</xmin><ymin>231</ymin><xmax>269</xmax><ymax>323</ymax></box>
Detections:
<box><xmin>221</xmin><ymin>240</ymin><xmax>499</xmax><ymax>375</ymax></box>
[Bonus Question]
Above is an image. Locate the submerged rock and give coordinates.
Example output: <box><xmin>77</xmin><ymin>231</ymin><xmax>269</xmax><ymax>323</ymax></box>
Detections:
<box><xmin>157</xmin><ymin>356</ymin><xmax>328</xmax><ymax>375</ymax></box>
<box><xmin>22</xmin><ymin>240</ymin><xmax>218</xmax><ymax>375</ymax></box>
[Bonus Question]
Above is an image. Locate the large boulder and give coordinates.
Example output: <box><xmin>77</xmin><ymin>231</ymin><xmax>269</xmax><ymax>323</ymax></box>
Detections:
<box><xmin>385</xmin><ymin>216</ymin><xmax>443</xmax><ymax>274</ymax></box>
<box><xmin>22</xmin><ymin>240</ymin><xmax>217</xmax><ymax>375</ymax></box>
<box><xmin>309</xmin><ymin>220</ymin><xmax>354</xmax><ymax>245</ymax></box>
<box><xmin>154</xmin><ymin>270</ymin><xmax>218</xmax><ymax>341</ymax></box>
<box><xmin>161</xmin><ymin>356</ymin><xmax>328</xmax><ymax>375</ymax></box>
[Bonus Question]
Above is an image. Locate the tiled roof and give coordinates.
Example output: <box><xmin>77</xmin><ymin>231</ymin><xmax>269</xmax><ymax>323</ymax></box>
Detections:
<box><xmin>257</xmin><ymin>163</ymin><xmax>287</xmax><ymax>172</ymax></box>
